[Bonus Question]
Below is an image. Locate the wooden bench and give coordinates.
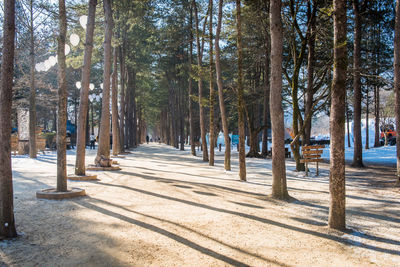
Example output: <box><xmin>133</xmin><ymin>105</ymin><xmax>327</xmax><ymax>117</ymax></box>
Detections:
<box><xmin>11</xmin><ymin>135</ymin><xmax>18</xmax><ymax>156</ymax></box>
<box><xmin>266</xmin><ymin>147</ymin><xmax>291</xmax><ymax>158</ymax></box>
<box><xmin>36</xmin><ymin>135</ymin><xmax>46</xmax><ymax>154</ymax></box>
<box><xmin>300</xmin><ymin>145</ymin><xmax>325</xmax><ymax>176</ymax></box>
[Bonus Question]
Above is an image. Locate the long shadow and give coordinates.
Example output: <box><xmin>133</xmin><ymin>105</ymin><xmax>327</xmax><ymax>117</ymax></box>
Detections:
<box><xmin>74</xmin><ymin>200</ymin><xmax>250</xmax><ymax>266</ymax></box>
<box><xmin>117</xmin><ymin>170</ymin><xmax>267</xmax><ymax>198</ymax></box>
<box><xmin>95</xmin><ymin>181</ymin><xmax>400</xmax><ymax>256</ymax></box>
<box><xmin>293</xmin><ymin>200</ymin><xmax>400</xmax><ymax>224</ymax></box>
<box><xmin>119</xmin><ymin>170</ymin><xmax>400</xmax><ymax>225</ymax></box>
<box><xmin>135</xmin><ymin>165</ymin><xmax>243</xmax><ymax>184</ymax></box>
<box><xmin>85</xmin><ymin>197</ymin><xmax>291</xmax><ymax>267</ymax></box>
<box><xmin>34</xmin><ymin>156</ymin><xmax>74</xmax><ymax>167</ymax></box>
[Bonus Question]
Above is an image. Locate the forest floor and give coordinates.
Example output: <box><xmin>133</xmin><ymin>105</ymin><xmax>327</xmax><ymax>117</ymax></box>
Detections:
<box><xmin>1</xmin><ymin>143</ymin><xmax>400</xmax><ymax>266</ymax></box>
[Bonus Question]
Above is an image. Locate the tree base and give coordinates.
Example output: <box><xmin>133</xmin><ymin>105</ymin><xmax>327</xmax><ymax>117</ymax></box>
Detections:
<box><xmin>269</xmin><ymin>193</ymin><xmax>292</xmax><ymax>201</ymax></box>
<box><xmin>246</xmin><ymin>151</ymin><xmax>263</xmax><ymax>158</ymax></box>
<box><xmin>86</xmin><ymin>165</ymin><xmax>121</xmax><ymax>171</ymax></box>
<box><xmin>36</xmin><ymin>188</ymin><xmax>86</xmax><ymax>200</ymax></box>
<box><xmin>68</xmin><ymin>174</ymin><xmax>98</xmax><ymax>181</ymax></box>
<box><xmin>351</xmin><ymin>161</ymin><xmax>365</xmax><ymax>168</ymax></box>
<box><xmin>111</xmin><ymin>155</ymin><xmax>126</xmax><ymax>158</ymax></box>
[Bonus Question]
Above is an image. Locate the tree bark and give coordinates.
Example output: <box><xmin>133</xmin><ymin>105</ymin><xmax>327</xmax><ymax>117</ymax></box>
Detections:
<box><xmin>270</xmin><ymin>0</ymin><xmax>288</xmax><ymax>199</ymax></box>
<box><xmin>352</xmin><ymin>0</ymin><xmax>364</xmax><ymax>167</ymax></box>
<box><xmin>329</xmin><ymin>0</ymin><xmax>347</xmax><ymax>231</ymax></box>
<box><xmin>236</xmin><ymin>0</ymin><xmax>246</xmax><ymax>181</ymax></box>
<box><xmin>96</xmin><ymin>0</ymin><xmax>113</xmax><ymax>161</ymax></box>
<box><xmin>188</xmin><ymin>5</ymin><xmax>196</xmax><ymax>156</ymax></box>
<box><xmin>56</xmin><ymin>0</ymin><xmax>68</xmax><ymax>192</ymax></box>
<box><xmin>75</xmin><ymin>0</ymin><xmax>97</xmax><ymax>175</ymax></box>
<box><xmin>208</xmin><ymin>0</ymin><xmax>215</xmax><ymax>166</ymax></box>
<box><xmin>374</xmin><ymin>23</ymin><xmax>381</xmax><ymax>148</ymax></box>
<box><xmin>118</xmin><ymin>46</ymin><xmax>125</xmax><ymax>151</ymax></box>
<box><xmin>262</xmin><ymin>7</ymin><xmax>271</xmax><ymax>157</ymax></box>
<box><xmin>374</xmin><ymin>84</ymin><xmax>380</xmax><ymax>147</ymax></box>
<box><xmin>0</xmin><ymin>0</ymin><xmax>17</xmax><ymax>238</ymax></box>
<box><xmin>215</xmin><ymin>0</ymin><xmax>231</xmax><ymax>171</ymax></box>
<box><xmin>395</xmin><ymin>0</ymin><xmax>400</xmax><ymax>183</ymax></box>
<box><xmin>365</xmin><ymin>88</ymin><xmax>369</xmax><ymax>149</ymax></box>
<box><xmin>112</xmin><ymin>47</ymin><xmax>121</xmax><ymax>155</ymax></box>
<box><xmin>29</xmin><ymin>0</ymin><xmax>37</xmax><ymax>158</ymax></box>
<box><xmin>346</xmin><ymin>96</ymin><xmax>351</xmax><ymax>147</ymax></box>
<box><xmin>193</xmin><ymin>0</ymin><xmax>209</xmax><ymax>162</ymax></box>
<box><xmin>304</xmin><ymin>1</ymin><xmax>317</xmax><ymax>145</ymax></box>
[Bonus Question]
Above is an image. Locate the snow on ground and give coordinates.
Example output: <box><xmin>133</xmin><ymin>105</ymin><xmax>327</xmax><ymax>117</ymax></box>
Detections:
<box><xmin>2</xmin><ymin>143</ymin><xmax>399</xmax><ymax>266</ymax></box>
<box><xmin>321</xmin><ymin>144</ymin><xmax>397</xmax><ymax>166</ymax></box>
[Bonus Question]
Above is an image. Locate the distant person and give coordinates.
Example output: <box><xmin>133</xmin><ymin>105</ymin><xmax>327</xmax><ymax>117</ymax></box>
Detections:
<box><xmin>146</xmin><ymin>135</ymin><xmax>149</xmax><ymax>144</ymax></box>
<box><xmin>90</xmin><ymin>133</ymin><xmax>96</xmax><ymax>149</ymax></box>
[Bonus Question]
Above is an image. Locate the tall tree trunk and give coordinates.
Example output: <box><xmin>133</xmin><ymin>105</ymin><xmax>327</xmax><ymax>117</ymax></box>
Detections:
<box><xmin>329</xmin><ymin>0</ymin><xmax>347</xmax><ymax>231</ymax></box>
<box><xmin>179</xmin><ymin>80</ymin><xmax>185</xmax><ymax>151</ymax></box>
<box><xmin>270</xmin><ymin>0</ymin><xmax>288</xmax><ymax>199</ymax></box>
<box><xmin>188</xmin><ymin>5</ymin><xmax>196</xmax><ymax>156</ymax></box>
<box><xmin>374</xmin><ymin>23</ymin><xmax>381</xmax><ymax>148</ymax></box>
<box><xmin>365</xmin><ymin>89</ymin><xmax>369</xmax><ymax>149</ymax></box>
<box><xmin>304</xmin><ymin>1</ymin><xmax>317</xmax><ymax>145</ymax></box>
<box><xmin>119</xmin><ymin>39</ymin><xmax>126</xmax><ymax>151</ymax></box>
<box><xmin>208</xmin><ymin>0</ymin><xmax>215</xmax><ymax>166</ymax></box>
<box><xmin>57</xmin><ymin>0</ymin><xmax>68</xmax><ymax>191</ymax></box>
<box><xmin>395</xmin><ymin>0</ymin><xmax>400</xmax><ymax>184</ymax></box>
<box><xmin>193</xmin><ymin>0</ymin><xmax>209</xmax><ymax>162</ymax></box>
<box><xmin>0</xmin><ymin>0</ymin><xmax>17</xmax><ymax>238</ymax></box>
<box><xmin>346</xmin><ymin>96</ymin><xmax>351</xmax><ymax>147</ymax></box>
<box><xmin>112</xmin><ymin>47</ymin><xmax>121</xmax><ymax>155</ymax></box>
<box><xmin>262</xmin><ymin>10</ymin><xmax>270</xmax><ymax>157</ymax></box>
<box><xmin>96</xmin><ymin>0</ymin><xmax>113</xmax><ymax>161</ymax></box>
<box><xmin>29</xmin><ymin>0</ymin><xmax>37</xmax><ymax>158</ymax></box>
<box><xmin>126</xmin><ymin>68</ymin><xmax>132</xmax><ymax>148</ymax></box>
<box><xmin>132</xmin><ymin>73</ymin><xmax>137</xmax><ymax>147</ymax></box>
<box><xmin>236</xmin><ymin>0</ymin><xmax>246</xmax><ymax>181</ymax></box>
<box><xmin>215</xmin><ymin>0</ymin><xmax>231</xmax><ymax>171</ymax></box>
<box><xmin>374</xmin><ymin>84</ymin><xmax>380</xmax><ymax>147</ymax></box>
<box><xmin>352</xmin><ymin>0</ymin><xmax>364</xmax><ymax>167</ymax></box>
<box><xmin>75</xmin><ymin>0</ymin><xmax>97</xmax><ymax>175</ymax></box>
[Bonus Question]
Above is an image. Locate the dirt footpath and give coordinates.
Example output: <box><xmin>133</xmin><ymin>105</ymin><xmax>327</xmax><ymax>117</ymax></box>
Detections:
<box><xmin>1</xmin><ymin>144</ymin><xmax>399</xmax><ymax>266</ymax></box>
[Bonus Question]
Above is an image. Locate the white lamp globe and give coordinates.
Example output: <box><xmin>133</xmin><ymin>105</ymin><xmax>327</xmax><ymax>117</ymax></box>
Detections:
<box><xmin>44</xmin><ymin>59</ymin><xmax>52</xmax><ymax>71</ymax></box>
<box><xmin>89</xmin><ymin>83</ymin><xmax>94</xmax><ymax>90</ymax></box>
<box><xmin>70</xmin><ymin>33</ymin><xmax>80</xmax><ymax>47</ymax></box>
<box><xmin>65</xmin><ymin>44</ymin><xmax>71</xmax><ymax>56</ymax></box>
<box><xmin>49</xmin><ymin>56</ymin><xmax>57</xmax><ymax>66</ymax></box>
<box><xmin>35</xmin><ymin>63</ymin><xmax>42</xmax><ymax>72</ymax></box>
<box><xmin>79</xmin><ymin>15</ymin><xmax>88</xmax><ymax>29</ymax></box>
<box><xmin>76</xmin><ymin>81</ymin><xmax>81</xmax><ymax>89</ymax></box>
<box><xmin>39</xmin><ymin>62</ymin><xmax>46</xmax><ymax>72</ymax></box>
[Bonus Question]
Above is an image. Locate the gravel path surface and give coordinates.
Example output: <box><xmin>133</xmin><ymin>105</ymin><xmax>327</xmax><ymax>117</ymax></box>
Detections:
<box><xmin>1</xmin><ymin>143</ymin><xmax>399</xmax><ymax>266</ymax></box>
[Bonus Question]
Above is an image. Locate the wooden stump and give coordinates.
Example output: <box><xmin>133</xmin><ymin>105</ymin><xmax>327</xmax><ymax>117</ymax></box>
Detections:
<box><xmin>36</xmin><ymin>188</ymin><xmax>86</xmax><ymax>200</ymax></box>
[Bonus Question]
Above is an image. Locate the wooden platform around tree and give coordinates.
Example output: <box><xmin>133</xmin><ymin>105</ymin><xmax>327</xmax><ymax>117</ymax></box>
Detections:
<box><xmin>67</xmin><ymin>174</ymin><xmax>98</xmax><ymax>181</ymax></box>
<box><xmin>86</xmin><ymin>165</ymin><xmax>121</xmax><ymax>171</ymax></box>
<box><xmin>111</xmin><ymin>155</ymin><xmax>126</xmax><ymax>158</ymax></box>
<box><xmin>36</xmin><ymin>188</ymin><xmax>86</xmax><ymax>200</ymax></box>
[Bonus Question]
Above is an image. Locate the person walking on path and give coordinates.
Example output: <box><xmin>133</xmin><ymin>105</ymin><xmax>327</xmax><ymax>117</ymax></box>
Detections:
<box><xmin>146</xmin><ymin>135</ymin><xmax>149</xmax><ymax>144</ymax></box>
<box><xmin>90</xmin><ymin>133</ymin><xmax>96</xmax><ymax>149</ymax></box>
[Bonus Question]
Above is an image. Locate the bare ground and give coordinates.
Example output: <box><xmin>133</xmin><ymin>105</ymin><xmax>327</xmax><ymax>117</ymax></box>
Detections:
<box><xmin>1</xmin><ymin>143</ymin><xmax>399</xmax><ymax>266</ymax></box>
